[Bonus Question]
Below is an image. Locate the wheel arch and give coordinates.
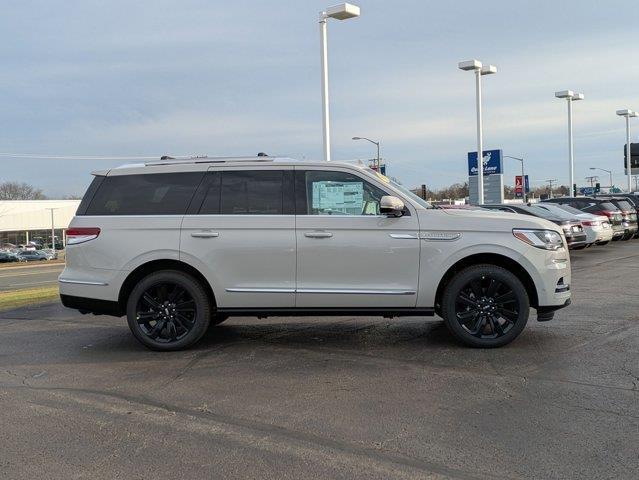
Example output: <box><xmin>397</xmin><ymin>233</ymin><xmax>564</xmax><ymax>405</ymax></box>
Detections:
<box><xmin>434</xmin><ymin>253</ymin><xmax>539</xmax><ymax>311</ymax></box>
<box><xmin>118</xmin><ymin>259</ymin><xmax>216</xmax><ymax>314</ymax></box>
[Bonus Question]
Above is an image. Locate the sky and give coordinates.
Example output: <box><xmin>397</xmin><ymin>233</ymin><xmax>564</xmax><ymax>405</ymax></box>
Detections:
<box><xmin>1</xmin><ymin>0</ymin><xmax>639</xmax><ymax>197</ymax></box>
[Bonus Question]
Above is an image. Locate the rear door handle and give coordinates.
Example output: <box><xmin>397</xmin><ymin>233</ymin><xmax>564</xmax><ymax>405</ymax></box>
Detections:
<box><xmin>304</xmin><ymin>231</ymin><xmax>333</xmax><ymax>238</ymax></box>
<box><xmin>191</xmin><ymin>231</ymin><xmax>219</xmax><ymax>238</ymax></box>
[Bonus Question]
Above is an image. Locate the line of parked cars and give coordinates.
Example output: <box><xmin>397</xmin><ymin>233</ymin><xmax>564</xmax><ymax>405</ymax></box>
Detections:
<box><xmin>441</xmin><ymin>194</ymin><xmax>639</xmax><ymax>250</ymax></box>
<box><xmin>0</xmin><ymin>244</ymin><xmax>59</xmax><ymax>263</ymax></box>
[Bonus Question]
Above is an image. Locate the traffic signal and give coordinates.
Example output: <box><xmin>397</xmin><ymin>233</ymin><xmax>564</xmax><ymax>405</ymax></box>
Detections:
<box><xmin>595</xmin><ymin>182</ymin><xmax>601</xmax><ymax>193</ymax></box>
<box><xmin>573</xmin><ymin>184</ymin><xmax>577</xmax><ymax>197</ymax></box>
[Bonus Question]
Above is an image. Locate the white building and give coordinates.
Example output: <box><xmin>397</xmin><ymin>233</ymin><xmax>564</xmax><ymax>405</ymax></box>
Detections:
<box><xmin>0</xmin><ymin>200</ymin><xmax>80</xmax><ymax>247</ymax></box>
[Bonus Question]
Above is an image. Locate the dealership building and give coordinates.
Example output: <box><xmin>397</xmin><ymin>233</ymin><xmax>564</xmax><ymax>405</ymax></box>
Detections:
<box><xmin>0</xmin><ymin>200</ymin><xmax>81</xmax><ymax>247</ymax></box>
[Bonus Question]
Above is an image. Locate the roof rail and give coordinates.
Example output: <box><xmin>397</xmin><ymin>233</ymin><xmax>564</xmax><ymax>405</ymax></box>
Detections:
<box><xmin>144</xmin><ymin>155</ymin><xmax>280</xmax><ymax>166</ymax></box>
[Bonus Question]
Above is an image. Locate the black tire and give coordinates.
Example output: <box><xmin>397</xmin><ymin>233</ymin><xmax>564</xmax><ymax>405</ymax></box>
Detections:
<box><xmin>597</xmin><ymin>241</ymin><xmax>610</xmax><ymax>246</ymax></box>
<box><xmin>126</xmin><ymin>270</ymin><xmax>211</xmax><ymax>351</ymax></box>
<box><xmin>441</xmin><ymin>264</ymin><xmax>529</xmax><ymax>348</ymax></box>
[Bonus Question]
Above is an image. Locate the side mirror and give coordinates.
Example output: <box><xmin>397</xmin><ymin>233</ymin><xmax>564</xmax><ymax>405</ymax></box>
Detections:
<box><xmin>380</xmin><ymin>195</ymin><xmax>405</xmax><ymax>217</ymax></box>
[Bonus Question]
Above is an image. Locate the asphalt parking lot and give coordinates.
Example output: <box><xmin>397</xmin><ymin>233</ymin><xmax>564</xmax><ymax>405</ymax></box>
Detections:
<box><xmin>1</xmin><ymin>244</ymin><xmax>638</xmax><ymax>480</ymax></box>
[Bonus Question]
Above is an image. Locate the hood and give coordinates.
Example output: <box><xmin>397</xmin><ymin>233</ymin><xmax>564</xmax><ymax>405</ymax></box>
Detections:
<box><xmin>419</xmin><ymin>208</ymin><xmax>561</xmax><ymax>233</ymax></box>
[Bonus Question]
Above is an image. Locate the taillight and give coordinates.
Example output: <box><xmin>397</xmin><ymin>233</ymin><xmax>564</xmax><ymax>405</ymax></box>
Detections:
<box><xmin>66</xmin><ymin>227</ymin><xmax>100</xmax><ymax>245</ymax></box>
<box><xmin>581</xmin><ymin>220</ymin><xmax>599</xmax><ymax>227</ymax></box>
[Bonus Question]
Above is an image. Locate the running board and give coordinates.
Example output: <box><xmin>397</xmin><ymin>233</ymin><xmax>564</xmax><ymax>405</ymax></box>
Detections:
<box><xmin>216</xmin><ymin>307</ymin><xmax>436</xmax><ymax>318</ymax></box>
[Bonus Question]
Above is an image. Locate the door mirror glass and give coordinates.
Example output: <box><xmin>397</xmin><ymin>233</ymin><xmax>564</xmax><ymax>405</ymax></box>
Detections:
<box><xmin>380</xmin><ymin>195</ymin><xmax>405</xmax><ymax>217</ymax></box>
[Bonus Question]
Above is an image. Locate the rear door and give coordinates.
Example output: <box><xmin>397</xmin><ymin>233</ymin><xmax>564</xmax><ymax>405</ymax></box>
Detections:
<box><xmin>294</xmin><ymin>167</ymin><xmax>420</xmax><ymax>309</ymax></box>
<box><xmin>180</xmin><ymin>167</ymin><xmax>296</xmax><ymax>309</ymax></box>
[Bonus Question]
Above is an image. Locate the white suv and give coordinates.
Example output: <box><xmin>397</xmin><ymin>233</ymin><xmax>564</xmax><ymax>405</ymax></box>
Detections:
<box><xmin>60</xmin><ymin>157</ymin><xmax>571</xmax><ymax>350</ymax></box>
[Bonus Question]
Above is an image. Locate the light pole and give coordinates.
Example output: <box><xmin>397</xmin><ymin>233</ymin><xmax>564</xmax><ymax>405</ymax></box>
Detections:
<box><xmin>459</xmin><ymin>59</ymin><xmax>497</xmax><ymax>204</ymax></box>
<box><xmin>555</xmin><ymin>90</ymin><xmax>584</xmax><ymax>197</ymax></box>
<box><xmin>319</xmin><ymin>3</ymin><xmax>360</xmax><ymax>162</ymax></box>
<box><xmin>45</xmin><ymin>208</ymin><xmax>58</xmax><ymax>250</ymax></box>
<box><xmin>616</xmin><ymin>109</ymin><xmax>638</xmax><ymax>193</ymax></box>
<box><xmin>504</xmin><ymin>155</ymin><xmax>526</xmax><ymax>201</ymax></box>
<box><xmin>589</xmin><ymin>167</ymin><xmax>613</xmax><ymax>189</ymax></box>
<box><xmin>352</xmin><ymin>136</ymin><xmax>380</xmax><ymax>170</ymax></box>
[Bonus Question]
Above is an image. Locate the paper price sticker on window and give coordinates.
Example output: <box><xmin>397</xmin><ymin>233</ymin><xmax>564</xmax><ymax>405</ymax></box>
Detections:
<box><xmin>312</xmin><ymin>181</ymin><xmax>364</xmax><ymax>215</ymax></box>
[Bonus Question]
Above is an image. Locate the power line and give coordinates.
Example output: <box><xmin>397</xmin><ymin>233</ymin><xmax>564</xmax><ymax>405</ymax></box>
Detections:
<box><xmin>0</xmin><ymin>152</ymin><xmax>163</xmax><ymax>160</ymax></box>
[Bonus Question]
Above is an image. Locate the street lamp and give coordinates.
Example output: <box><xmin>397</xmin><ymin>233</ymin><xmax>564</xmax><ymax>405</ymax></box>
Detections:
<box><xmin>589</xmin><ymin>167</ymin><xmax>613</xmax><ymax>189</ymax></box>
<box><xmin>504</xmin><ymin>155</ymin><xmax>526</xmax><ymax>201</ymax></box>
<box><xmin>459</xmin><ymin>59</ymin><xmax>497</xmax><ymax>204</ymax></box>
<box><xmin>352</xmin><ymin>136</ymin><xmax>380</xmax><ymax>170</ymax></box>
<box><xmin>616</xmin><ymin>109</ymin><xmax>638</xmax><ymax>193</ymax></box>
<box><xmin>555</xmin><ymin>90</ymin><xmax>584</xmax><ymax>197</ymax></box>
<box><xmin>319</xmin><ymin>3</ymin><xmax>360</xmax><ymax>162</ymax></box>
<box><xmin>45</xmin><ymin>208</ymin><xmax>58</xmax><ymax>250</ymax></box>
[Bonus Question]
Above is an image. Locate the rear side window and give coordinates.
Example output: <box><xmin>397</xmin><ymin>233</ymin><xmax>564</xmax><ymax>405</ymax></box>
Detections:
<box><xmin>219</xmin><ymin>170</ymin><xmax>285</xmax><ymax>215</ymax></box>
<box><xmin>84</xmin><ymin>172</ymin><xmax>204</xmax><ymax>215</ymax></box>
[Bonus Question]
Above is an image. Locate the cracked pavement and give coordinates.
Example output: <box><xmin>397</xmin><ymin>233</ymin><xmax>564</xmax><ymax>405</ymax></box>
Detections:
<box><xmin>1</xmin><ymin>243</ymin><xmax>638</xmax><ymax>479</ymax></box>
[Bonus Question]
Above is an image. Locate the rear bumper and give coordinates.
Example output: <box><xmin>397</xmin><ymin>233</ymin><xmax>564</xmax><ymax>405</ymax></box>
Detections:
<box><xmin>60</xmin><ymin>294</ymin><xmax>123</xmax><ymax>317</ymax></box>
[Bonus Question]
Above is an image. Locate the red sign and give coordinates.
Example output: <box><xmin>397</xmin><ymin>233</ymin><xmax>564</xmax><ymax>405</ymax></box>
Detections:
<box><xmin>515</xmin><ymin>175</ymin><xmax>523</xmax><ymax>198</ymax></box>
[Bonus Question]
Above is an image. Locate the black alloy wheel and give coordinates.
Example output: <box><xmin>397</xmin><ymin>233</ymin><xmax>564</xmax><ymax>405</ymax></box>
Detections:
<box><xmin>126</xmin><ymin>270</ymin><xmax>211</xmax><ymax>351</ymax></box>
<box><xmin>441</xmin><ymin>265</ymin><xmax>529</xmax><ymax>348</ymax></box>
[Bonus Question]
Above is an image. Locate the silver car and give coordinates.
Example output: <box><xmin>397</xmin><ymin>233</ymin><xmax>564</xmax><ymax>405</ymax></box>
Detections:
<box><xmin>59</xmin><ymin>157</ymin><xmax>572</xmax><ymax>350</ymax></box>
<box><xmin>534</xmin><ymin>203</ymin><xmax>613</xmax><ymax>245</ymax></box>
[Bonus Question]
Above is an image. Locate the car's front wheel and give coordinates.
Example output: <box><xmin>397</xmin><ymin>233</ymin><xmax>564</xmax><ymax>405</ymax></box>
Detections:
<box><xmin>441</xmin><ymin>264</ymin><xmax>530</xmax><ymax>348</ymax></box>
<box><xmin>126</xmin><ymin>270</ymin><xmax>211</xmax><ymax>351</ymax></box>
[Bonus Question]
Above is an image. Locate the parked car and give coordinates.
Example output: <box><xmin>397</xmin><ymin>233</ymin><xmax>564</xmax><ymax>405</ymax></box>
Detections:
<box><xmin>17</xmin><ymin>250</ymin><xmax>50</xmax><ymax>262</ymax></box>
<box><xmin>543</xmin><ymin>197</ymin><xmax>626</xmax><ymax>241</ymax></box>
<box><xmin>40</xmin><ymin>248</ymin><xmax>59</xmax><ymax>260</ymax></box>
<box><xmin>60</xmin><ymin>156</ymin><xmax>572</xmax><ymax>350</ymax></box>
<box><xmin>481</xmin><ymin>204</ymin><xmax>588</xmax><ymax>249</ymax></box>
<box><xmin>594</xmin><ymin>197</ymin><xmax>638</xmax><ymax>240</ymax></box>
<box><xmin>533</xmin><ymin>203</ymin><xmax>613</xmax><ymax>246</ymax></box>
<box><xmin>0</xmin><ymin>251</ymin><xmax>19</xmax><ymax>263</ymax></box>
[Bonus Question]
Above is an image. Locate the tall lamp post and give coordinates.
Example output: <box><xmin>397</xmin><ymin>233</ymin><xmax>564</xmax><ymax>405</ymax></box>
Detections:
<box><xmin>459</xmin><ymin>59</ymin><xmax>497</xmax><ymax>204</ymax></box>
<box><xmin>589</xmin><ymin>167</ymin><xmax>613</xmax><ymax>190</ymax></box>
<box><xmin>319</xmin><ymin>3</ymin><xmax>360</xmax><ymax>162</ymax></box>
<box><xmin>504</xmin><ymin>155</ymin><xmax>526</xmax><ymax>201</ymax></box>
<box><xmin>555</xmin><ymin>90</ymin><xmax>584</xmax><ymax>197</ymax></box>
<box><xmin>616</xmin><ymin>109</ymin><xmax>638</xmax><ymax>193</ymax></box>
<box><xmin>352</xmin><ymin>136</ymin><xmax>380</xmax><ymax>170</ymax></box>
<box><xmin>45</xmin><ymin>208</ymin><xmax>58</xmax><ymax>250</ymax></box>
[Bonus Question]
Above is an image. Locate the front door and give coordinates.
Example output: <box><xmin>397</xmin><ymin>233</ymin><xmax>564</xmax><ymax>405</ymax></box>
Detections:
<box><xmin>295</xmin><ymin>167</ymin><xmax>420</xmax><ymax>309</ymax></box>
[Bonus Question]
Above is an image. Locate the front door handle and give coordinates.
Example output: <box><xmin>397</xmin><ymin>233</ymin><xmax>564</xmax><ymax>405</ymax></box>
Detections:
<box><xmin>191</xmin><ymin>231</ymin><xmax>219</xmax><ymax>238</ymax></box>
<box><xmin>304</xmin><ymin>231</ymin><xmax>333</xmax><ymax>238</ymax></box>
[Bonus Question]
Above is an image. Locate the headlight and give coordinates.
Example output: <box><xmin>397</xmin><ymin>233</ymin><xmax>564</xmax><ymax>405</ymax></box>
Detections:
<box><xmin>513</xmin><ymin>229</ymin><xmax>564</xmax><ymax>251</ymax></box>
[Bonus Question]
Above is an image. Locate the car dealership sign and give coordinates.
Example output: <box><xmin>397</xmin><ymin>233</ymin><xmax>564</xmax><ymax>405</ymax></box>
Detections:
<box><xmin>467</xmin><ymin>149</ymin><xmax>503</xmax><ymax>176</ymax></box>
<box><xmin>468</xmin><ymin>150</ymin><xmax>504</xmax><ymax>204</ymax></box>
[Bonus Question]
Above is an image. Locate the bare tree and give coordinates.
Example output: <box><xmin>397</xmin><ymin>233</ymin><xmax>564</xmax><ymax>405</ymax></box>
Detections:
<box><xmin>0</xmin><ymin>181</ymin><xmax>46</xmax><ymax>200</ymax></box>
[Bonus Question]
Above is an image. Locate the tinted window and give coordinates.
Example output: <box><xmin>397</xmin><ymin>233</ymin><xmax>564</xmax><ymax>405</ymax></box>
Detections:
<box><xmin>197</xmin><ymin>172</ymin><xmax>222</xmax><ymax>215</ymax></box>
<box><xmin>298</xmin><ymin>170</ymin><xmax>388</xmax><ymax>215</ymax></box>
<box><xmin>220</xmin><ymin>170</ymin><xmax>284</xmax><ymax>215</ymax></box>
<box><xmin>85</xmin><ymin>172</ymin><xmax>204</xmax><ymax>215</ymax></box>
<box><xmin>616</xmin><ymin>200</ymin><xmax>634</xmax><ymax>211</ymax></box>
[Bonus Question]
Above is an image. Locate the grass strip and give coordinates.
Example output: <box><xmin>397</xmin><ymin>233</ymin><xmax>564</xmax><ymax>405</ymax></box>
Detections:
<box><xmin>0</xmin><ymin>286</ymin><xmax>59</xmax><ymax>311</ymax></box>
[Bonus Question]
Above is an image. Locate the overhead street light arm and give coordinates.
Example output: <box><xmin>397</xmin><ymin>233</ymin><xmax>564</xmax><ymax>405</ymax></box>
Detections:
<box><xmin>352</xmin><ymin>136</ymin><xmax>380</xmax><ymax>170</ymax></box>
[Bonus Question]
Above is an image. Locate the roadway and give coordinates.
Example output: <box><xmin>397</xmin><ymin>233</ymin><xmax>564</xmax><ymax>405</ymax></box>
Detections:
<box><xmin>0</xmin><ymin>262</ymin><xmax>64</xmax><ymax>291</ymax></box>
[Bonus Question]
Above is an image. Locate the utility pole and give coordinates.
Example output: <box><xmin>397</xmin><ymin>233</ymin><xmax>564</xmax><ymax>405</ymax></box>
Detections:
<box><xmin>585</xmin><ymin>175</ymin><xmax>598</xmax><ymax>188</ymax></box>
<box><xmin>545</xmin><ymin>179</ymin><xmax>558</xmax><ymax>199</ymax></box>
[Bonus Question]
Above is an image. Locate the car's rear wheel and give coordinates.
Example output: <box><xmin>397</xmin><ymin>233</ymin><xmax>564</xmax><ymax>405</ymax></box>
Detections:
<box><xmin>441</xmin><ymin>265</ymin><xmax>529</xmax><ymax>348</ymax></box>
<box><xmin>126</xmin><ymin>270</ymin><xmax>211</xmax><ymax>351</ymax></box>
